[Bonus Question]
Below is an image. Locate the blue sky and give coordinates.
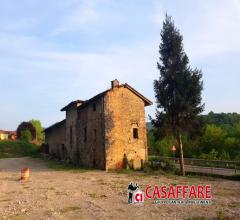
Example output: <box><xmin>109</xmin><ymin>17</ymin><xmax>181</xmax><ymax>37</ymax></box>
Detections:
<box><xmin>0</xmin><ymin>0</ymin><xmax>240</xmax><ymax>130</ymax></box>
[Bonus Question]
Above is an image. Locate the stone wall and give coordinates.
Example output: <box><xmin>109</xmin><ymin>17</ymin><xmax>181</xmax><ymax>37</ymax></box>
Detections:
<box><xmin>65</xmin><ymin>107</ymin><xmax>78</xmax><ymax>162</ymax></box>
<box><xmin>76</xmin><ymin>96</ymin><xmax>105</xmax><ymax>169</ymax></box>
<box><xmin>104</xmin><ymin>86</ymin><xmax>148</xmax><ymax>170</ymax></box>
<box><xmin>45</xmin><ymin>121</ymin><xmax>66</xmax><ymax>159</ymax></box>
<box><xmin>44</xmin><ymin>81</ymin><xmax>150</xmax><ymax>170</ymax></box>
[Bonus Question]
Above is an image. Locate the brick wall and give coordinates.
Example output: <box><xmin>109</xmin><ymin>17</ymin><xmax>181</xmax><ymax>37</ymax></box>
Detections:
<box><xmin>45</xmin><ymin>122</ymin><xmax>66</xmax><ymax>159</ymax></box>
<box><xmin>65</xmin><ymin>107</ymin><xmax>78</xmax><ymax>162</ymax></box>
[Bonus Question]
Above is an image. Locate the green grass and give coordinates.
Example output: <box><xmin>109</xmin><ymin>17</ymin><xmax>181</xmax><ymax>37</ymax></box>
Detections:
<box><xmin>0</xmin><ymin>140</ymin><xmax>40</xmax><ymax>158</ymax></box>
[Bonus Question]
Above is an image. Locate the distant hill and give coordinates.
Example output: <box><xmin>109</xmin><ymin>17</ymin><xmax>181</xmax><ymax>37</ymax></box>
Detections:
<box><xmin>201</xmin><ymin>112</ymin><xmax>240</xmax><ymax>126</ymax></box>
<box><xmin>147</xmin><ymin>112</ymin><xmax>240</xmax><ymax>130</ymax></box>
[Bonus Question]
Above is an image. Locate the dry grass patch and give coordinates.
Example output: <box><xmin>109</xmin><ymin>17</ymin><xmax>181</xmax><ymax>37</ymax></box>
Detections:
<box><xmin>0</xmin><ymin>198</ymin><xmax>11</xmax><ymax>202</ymax></box>
<box><xmin>88</xmin><ymin>192</ymin><xmax>107</xmax><ymax>199</ymax></box>
<box><xmin>60</xmin><ymin>206</ymin><xmax>81</xmax><ymax>214</ymax></box>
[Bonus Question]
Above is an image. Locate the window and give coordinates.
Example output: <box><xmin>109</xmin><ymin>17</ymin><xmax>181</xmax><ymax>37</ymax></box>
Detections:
<box><xmin>133</xmin><ymin>128</ymin><xmax>139</xmax><ymax>139</ymax></box>
<box><xmin>93</xmin><ymin>103</ymin><xmax>96</xmax><ymax>111</ymax></box>
<box><xmin>84</xmin><ymin>127</ymin><xmax>87</xmax><ymax>143</ymax></box>
<box><xmin>70</xmin><ymin>126</ymin><xmax>73</xmax><ymax>148</ymax></box>
<box><xmin>94</xmin><ymin>129</ymin><xmax>96</xmax><ymax>141</ymax></box>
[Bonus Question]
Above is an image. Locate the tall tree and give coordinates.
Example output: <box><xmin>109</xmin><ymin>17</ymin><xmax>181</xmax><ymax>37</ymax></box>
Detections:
<box><xmin>153</xmin><ymin>15</ymin><xmax>204</xmax><ymax>175</ymax></box>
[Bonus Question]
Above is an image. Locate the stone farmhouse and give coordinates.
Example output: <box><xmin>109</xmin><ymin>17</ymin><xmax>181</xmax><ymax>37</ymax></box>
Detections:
<box><xmin>44</xmin><ymin>79</ymin><xmax>152</xmax><ymax>170</ymax></box>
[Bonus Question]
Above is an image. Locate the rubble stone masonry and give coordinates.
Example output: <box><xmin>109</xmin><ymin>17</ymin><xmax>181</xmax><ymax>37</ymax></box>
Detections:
<box><xmin>44</xmin><ymin>80</ymin><xmax>151</xmax><ymax>170</ymax></box>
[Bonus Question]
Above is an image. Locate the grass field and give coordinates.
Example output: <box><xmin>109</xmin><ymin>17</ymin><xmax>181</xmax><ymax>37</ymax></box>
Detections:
<box><xmin>0</xmin><ymin>140</ymin><xmax>40</xmax><ymax>159</ymax></box>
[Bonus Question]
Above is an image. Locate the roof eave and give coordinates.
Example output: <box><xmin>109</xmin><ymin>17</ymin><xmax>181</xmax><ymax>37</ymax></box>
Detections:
<box><xmin>43</xmin><ymin>119</ymin><xmax>66</xmax><ymax>132</ymax></box>
<box><xmin>61</xmin><ymin>100</ymin><xmax>85</xmax><ymax>111</ymax></box>
<box><xmin>124</xmin><ymin>84</ymin><xmax>153</xmax><ymax>106</ymax></box>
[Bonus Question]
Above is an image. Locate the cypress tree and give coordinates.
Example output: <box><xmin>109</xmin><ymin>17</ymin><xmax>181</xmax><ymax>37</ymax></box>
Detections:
<box><xmin>153</xmin><ymin>15</ymin><xmax>204</xmax><ymax>175</ymax></box>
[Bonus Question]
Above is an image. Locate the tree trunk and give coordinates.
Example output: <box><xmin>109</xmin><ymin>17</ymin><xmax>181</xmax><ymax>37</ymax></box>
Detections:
<box><xmin>176</xmin><ymin>130</ymin><xmax>185</xmax><ymax>176</ymax></box>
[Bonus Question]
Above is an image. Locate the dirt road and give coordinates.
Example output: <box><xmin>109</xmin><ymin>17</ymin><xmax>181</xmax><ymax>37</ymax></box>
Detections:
<box><xmin>0</xmin><ymin>157</ymin><xmax>239</xmax><ymax>220</ymax></box>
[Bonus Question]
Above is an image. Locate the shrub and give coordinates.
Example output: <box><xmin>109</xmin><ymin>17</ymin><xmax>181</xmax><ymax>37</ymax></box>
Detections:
<box><xmin>199</xmin><ymin>148</ymin><xmax>218</xmax><ymax>160</ymax></box>
<box><xmin>219</xmin><ymin>150</ymin><xmax>230</xmax><ymax>161</ymax></box>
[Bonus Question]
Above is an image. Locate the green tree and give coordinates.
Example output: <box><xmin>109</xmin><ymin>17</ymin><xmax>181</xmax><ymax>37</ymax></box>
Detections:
<box><xmin>30</xmin><ymin>119</ymin><xmax>44</xmax><ymax>142</ymax></box>
<box><xmin>199</xmin><ymin>124</ymin><xmax>225</xmax><ymax>154</ymax></box>
<box><xmin>20</xmin><ymin>130</ymin><xmax>32</xmax><ymax>142</ymax></box>
<box><xmin>224</xmin><ymin>137</ymin><xmax>240</xmax><ymax>159</ymax></box>
<box><xmin>152</xmin><ymin>15</ymin><xmax>204</xmax><ymax>175</ymax></box>
<box><xmin>17</xmin><ymin>122</ymin><xmax>36</xmax><ymax>140</ymax></box>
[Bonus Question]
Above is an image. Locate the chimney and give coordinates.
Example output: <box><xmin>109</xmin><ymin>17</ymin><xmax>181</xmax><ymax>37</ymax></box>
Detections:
<box><xmin>111</xmin><ymin>79</ymin><xmax>119</xmax><ymax>89</ymax></box>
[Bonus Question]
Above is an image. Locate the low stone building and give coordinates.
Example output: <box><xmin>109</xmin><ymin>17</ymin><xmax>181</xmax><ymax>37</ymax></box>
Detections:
<box><xmin>44</xmin><ymin>79</ymin><xmax>152</xmax><ymax>170</ymax></box>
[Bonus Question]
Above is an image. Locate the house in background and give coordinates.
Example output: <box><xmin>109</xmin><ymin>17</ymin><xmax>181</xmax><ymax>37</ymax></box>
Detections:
<box><xmin>0</xmin><ymin>130</ymin><xmax>17</xmax><ymax>140</ymax></box>
<box><xmin>44</xmin><ymin>79</ymin><xmax>152</xmax><ymax>170</ymax></box>
<box><xmin>0</xmin><ymin>130</ymin><xmax>8</xmax><ymax>140</ymax></box>
<box><xmin>8</xmin><ymin>131</ymin><xmax>17</xmax><ymax>140</ymax></box>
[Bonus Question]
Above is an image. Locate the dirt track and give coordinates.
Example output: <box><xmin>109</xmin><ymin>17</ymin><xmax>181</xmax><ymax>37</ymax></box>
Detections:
<box><xmin>0</xmin><ymin>157</ymin><xmax>239</xmax><ymax>220</ymax></box>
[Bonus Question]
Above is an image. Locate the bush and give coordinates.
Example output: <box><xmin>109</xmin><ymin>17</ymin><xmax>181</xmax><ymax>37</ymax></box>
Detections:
<box><xmin>219</xmin><ymin>150</ymin><xmax>230</xmax><ymax>161</ymax></box>
<box><xmin>199</xmin><ymin>148</ymin><xmax>218</xmax><ymax>160</ymax></box>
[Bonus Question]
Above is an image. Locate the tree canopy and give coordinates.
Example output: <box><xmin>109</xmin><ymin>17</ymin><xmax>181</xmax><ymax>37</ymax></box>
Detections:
<box><xmin>152</xmin><ymin>15</ymin><xmax>204</xmax><ymax>175</ymax></box>
<box><xmin>30</xmin><ymin>119</ymin><xmax>44</xmax><ymax>142</ymax></box>
<box><xmin>17</xmin><ymin>122</ymin><xmax>36</xmax><ymax>140</ymax></box>
<box><xmin>148</xmin><ymin>112</ymin><xmax>240</xmax><ymax>161</ymax></box>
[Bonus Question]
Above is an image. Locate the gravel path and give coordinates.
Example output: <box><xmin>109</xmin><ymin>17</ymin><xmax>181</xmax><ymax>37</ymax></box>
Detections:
<box><xmin>0</xmin><ymin>157</ymin><xmax>239</xmax><ymax>220</ymax></box>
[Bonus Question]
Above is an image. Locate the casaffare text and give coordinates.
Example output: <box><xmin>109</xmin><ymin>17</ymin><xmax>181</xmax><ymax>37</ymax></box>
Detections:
<box><xmin>145</xmin><ymin>185</ymin><xmax>212</xmax><ymax>199</ymax></box>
